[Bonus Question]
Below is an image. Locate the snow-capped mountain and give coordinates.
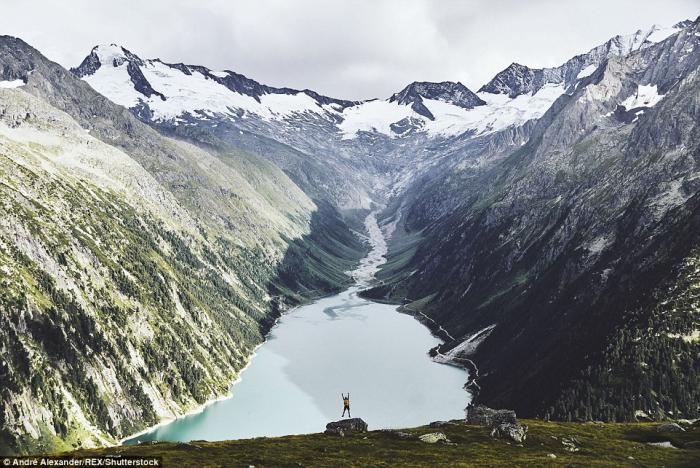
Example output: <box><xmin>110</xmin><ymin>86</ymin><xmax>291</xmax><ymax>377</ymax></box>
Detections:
<box><xmin>74</xmin><ymin>21</ymin><xmax>686</xmax><ymax>146</ymax></box>
<box><xmin>70</xmin><ymin>45</ymin><xmax>572</xmax><ymax>141</ymax></box>
<box><xmin>388</xmin><ymin>81</ymin><xmax>486</xmax><ymax>119</ymax></box>
<box><xmin>72</xmin><ymin>44</ymin><xmax>357</xmax><ymax>123</ymax></box>
<box><xmin>479</xmin><ymin>22</ymin><xmax>688</xmax><ymax>98</ymax></box>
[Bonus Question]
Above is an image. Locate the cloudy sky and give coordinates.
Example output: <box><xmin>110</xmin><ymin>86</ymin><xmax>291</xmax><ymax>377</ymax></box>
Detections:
<box><xmin>1</xmin><ymin>0</ymin><xmax>697</xmax><ymax>99</ymax></box>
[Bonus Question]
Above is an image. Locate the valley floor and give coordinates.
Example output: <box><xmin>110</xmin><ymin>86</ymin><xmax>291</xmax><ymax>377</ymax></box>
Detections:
<box><xmin>58</xmin><ymin>420</ymin><xmax>699</xmax><ymax>467</ymax></box>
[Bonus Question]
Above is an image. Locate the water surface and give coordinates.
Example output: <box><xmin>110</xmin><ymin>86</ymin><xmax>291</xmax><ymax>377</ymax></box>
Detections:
<box><xmin>125</xmin><ymin>213</ymin><xmax>469</xmax><ymax>443</ymax></box>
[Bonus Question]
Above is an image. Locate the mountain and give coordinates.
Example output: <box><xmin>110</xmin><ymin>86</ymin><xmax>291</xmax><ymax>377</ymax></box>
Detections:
<box><xmin>388</xmin><ymin>81</ymin><xmax>486</xmax><ymax>120</ymax></box>
<box><xmin>71</xmin><ymin>44</ymin><xmax>358</xmax><ymax>122</ymax></box>
<box><xmin>479</xmin><ymin>22</ymin><xmax>687</xmax><ymax>98</ymax></box>
<box><xmin>366</xmin><ymin>17</ymin><xmax>700</xmax><ymax>421</ymax></box>
<box><xmin>0</xmin><ymin>15</ymin><xmax>698</xmax><ymax>456</ymax></box>
<box><xmin>71</xmin><ymin>44</ymin><xmax>555</xmax><ymax>144</ymax></box>
<box><xmin>68</xmin><ymin>17</ymin><xmax>699</xmax><ymax>426</ymax></box>
<box><xmin>0</xmin><ymin>36</ymin><xmax>365</xmax><ymax>455</ymax></box>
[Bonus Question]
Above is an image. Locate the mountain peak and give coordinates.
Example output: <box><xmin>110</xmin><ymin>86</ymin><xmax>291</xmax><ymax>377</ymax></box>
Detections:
<box><xmin>389</xmin><ymin>81</ymin><xmax>485</xmax><ymax>120</ymax></box>
<box><xmin>478</xmin><ymin>21</ymin><xmax>691</xmax><ymax>99</ymax></box>
<box><xmin>72</xmin><ymin>44</ymin><xmax>163</xmax><ymax>101</ymax></box>
<box><xmin>477</xmin><ymin>63</ymin><xmax>535</xmax><ymax>97</ymax></box>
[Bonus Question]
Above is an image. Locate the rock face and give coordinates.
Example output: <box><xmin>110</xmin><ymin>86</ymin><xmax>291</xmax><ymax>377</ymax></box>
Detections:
<box><xmin>389</xmin><ymin>81</ymin><xmax>485</xmax><ymax>119</ymax></box>
<box><xmin>466</xmin><ymin>405</ymin><xmax>528</xmax><ymax>443</ymax></box>
<box><xmin>368</xmin><ymin>18</ymin><xmax>700</xmax><ymax>422</ymax></box>
<box><xmin>325</xmin><ymin>418</ymin><xmax>368</xmax><ymax>436</ymax></box>
<box><xmin>478</xmin><ymin>22</ymin><xmax>685</xmax><ymax>98</ymax></box>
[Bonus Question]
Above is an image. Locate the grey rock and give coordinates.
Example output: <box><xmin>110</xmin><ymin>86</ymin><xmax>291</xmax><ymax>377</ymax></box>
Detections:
<box><xmin>325</xmin><ymin>418</ymin><xmax>368</xmax><ymax>435</ymax></box>
<box><xmin>466</xmin><ymin>405</ymin><xmax>518</xmax><ymax>427</ymax></box>
<box><xmin>656</xmin><ymin>423</ymin><xmax>685</xmax><ymax>433</ymax></box>
<box><xmin>381</xmin><ymin>430</ymin><xmax>417</xmax><ymax>440</ymax></box>
<box><xmin>490</xmin><ymin>422</ymin><xmax>528</xmax><ymax>444</ymax></box>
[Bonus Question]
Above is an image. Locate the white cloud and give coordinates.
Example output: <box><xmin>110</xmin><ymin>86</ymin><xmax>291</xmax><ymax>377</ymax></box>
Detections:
<box><xmin>0</xmin><ymin>0</ymin><xmax>697</xmax><ymax>99</ymax></box>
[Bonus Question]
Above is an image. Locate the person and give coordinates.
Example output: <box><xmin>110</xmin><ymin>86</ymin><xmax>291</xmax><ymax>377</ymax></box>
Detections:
<box><xmin>341</xmin><ymin>393</ymin><xmax>350</xmax><ymax>417</ymax></box>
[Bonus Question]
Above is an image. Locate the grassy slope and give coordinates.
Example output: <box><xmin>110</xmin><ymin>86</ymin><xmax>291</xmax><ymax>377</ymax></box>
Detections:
<box><xmin>64</xmin><ymin>420</ymin><xmax>699</xmax><ymax>467</ymax></box>
<box><xmin>0</xmin><ymin>88</ymin><xmax>360</xmax><ymax>453</ymax></box>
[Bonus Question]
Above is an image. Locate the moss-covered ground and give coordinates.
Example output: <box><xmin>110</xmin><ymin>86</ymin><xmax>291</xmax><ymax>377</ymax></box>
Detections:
<box><xmin>61</xmin><ymin>419</ymin><xmax>700</xmax><ymax>467</ymax></box>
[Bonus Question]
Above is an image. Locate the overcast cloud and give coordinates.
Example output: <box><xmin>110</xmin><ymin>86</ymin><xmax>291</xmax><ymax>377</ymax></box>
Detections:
<box><xmin>1</xmin><ymin>0</ymin><xmax>698</xmax><ymax>99</ymax></box>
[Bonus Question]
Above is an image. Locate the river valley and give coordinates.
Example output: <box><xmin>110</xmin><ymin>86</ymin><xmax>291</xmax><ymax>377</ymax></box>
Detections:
<box><xmin>124</xmin><ymin>212</ymin><xmax>470</xmax><ymax>444</ymax></box>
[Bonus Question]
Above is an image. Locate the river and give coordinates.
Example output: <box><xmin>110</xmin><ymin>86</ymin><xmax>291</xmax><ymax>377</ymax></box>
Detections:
<box><xmin>124</xmin><ymin>211</ymin><xmax>470</xmax><ymax>444</ymax></box>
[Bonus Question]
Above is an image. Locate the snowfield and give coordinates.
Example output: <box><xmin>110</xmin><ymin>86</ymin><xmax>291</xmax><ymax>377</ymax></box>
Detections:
<box><xmin>0</xmin><ymin>79</ymin><xmax>25</xmax><ymax>88</ymax></box>
<box><xmin>84</xmin><ymin>45</ymin><xmax>335</xmax><ymax>122</ymax></box>
<box><xmin>339</xmin><ymin>83</ymin><xmax>566</xmax><ymax>139</ymax></box>
<box><xmin>621</xmin><ymin>84</ymin><xmax>665</xmax><ymax>110</ymax></box>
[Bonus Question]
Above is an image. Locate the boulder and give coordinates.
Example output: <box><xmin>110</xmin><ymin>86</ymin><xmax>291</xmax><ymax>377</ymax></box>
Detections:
<box><xmin>325</xmin><ymin>418</ymin><xmax>368</xmax><ymax>435</ymax></box>
<box><xmin>381</xmin><ymin>430</ymin><xmax>417</xmax><ymax>440</ymax></box>
<box><xmin>490</xmin><ymin>422</ymin><xmax>528</xmax><ymax>443</ymax></box>
<box><xmin>466</xmin><ymin>405</ymin><xmax>517</xmax><ymax>426</ymax></box>
<box><xmin>656</xmin><ymin>423</ymin><xmax>685</xmax><ymax>433</ymax></box>
<box><xmin>418</xmin><ymin>432</ymin><xmax>447</xmax><ymax>444</ymax></box>
<box><xmin>561</xmin><ymin>436</ymin><xmax>581</xmax><ymax>452</ymax></box>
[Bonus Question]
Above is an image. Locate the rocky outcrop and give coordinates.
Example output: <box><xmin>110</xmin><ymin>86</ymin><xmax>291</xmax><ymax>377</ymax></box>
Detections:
<box><xmin>490</xmin><ymin>423</ymin><xmax>528</xmax><ymax>444</ymax></box>
<box><xmin>466</xmin><ymin>405</ymin><xmax>517</xmax><ymax>427</ymax></box>
<box><xmin>325</xmin><ymin>418</ymin><xmax>368</xmax><ymax>436</ymax></box>
<box><xmin>466</xmin><ymin>405</ymin><xmax>528</xmax><ymax>443</ymax></box>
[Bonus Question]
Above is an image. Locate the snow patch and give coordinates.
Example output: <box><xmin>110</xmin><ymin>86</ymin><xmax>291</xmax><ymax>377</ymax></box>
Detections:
<box><xmin>586</xmin><ymin>235</ymin><xmax>612</xmax><ymax>256</ymax></box>
<box><xmin>84</xmin><ymin>65</ymin><xmax>142</xmax><ymax>109</ymax></box>
<box><xmin>338</xmin><ymin>100</ymin><xmax>414</xmax><ymax>138</ymax></box>
<box><xmin>576</xmin><ymin>64</ymin><xmax>597</xmax><ymax>80</ymax></box>
<box><xmin>0</xmin><ymin>79</ymin><xmax>25</xmax><ymax>88</ymax></box>
<box><xmin>645</xmin><ymin>24</ymin><xmax>683</xmax><ymax>43</ymax></box>
<box><xmin>621</xmin><ymin>84</ymin><xmax>664</xmax><ymax>110</ymax></box>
